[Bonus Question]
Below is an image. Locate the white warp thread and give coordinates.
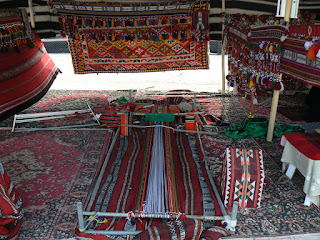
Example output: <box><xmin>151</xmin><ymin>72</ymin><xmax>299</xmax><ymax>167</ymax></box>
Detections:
<box><xmin>144</xmin><ymin>124</ymin><xmax>168</xmax><ymax>214</ymax></box>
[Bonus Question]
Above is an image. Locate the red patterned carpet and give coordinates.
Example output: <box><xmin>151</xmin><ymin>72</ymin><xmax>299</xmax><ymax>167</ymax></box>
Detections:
<box><xmin>0</xmin><ymin>90</ymin><xmax>319</xmax><ymax>239</ymax></box>
<box><xmin>0</xmin><ymin>129</ymin><xmax>112</xmax><ymax>239</ymax></box>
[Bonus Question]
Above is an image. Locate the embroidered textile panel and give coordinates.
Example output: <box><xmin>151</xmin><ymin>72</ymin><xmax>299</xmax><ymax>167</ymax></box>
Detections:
<box><xmin>221</xmin><ymin>147</ymin><xmax>264</xmax><ymax>212</ymax></box>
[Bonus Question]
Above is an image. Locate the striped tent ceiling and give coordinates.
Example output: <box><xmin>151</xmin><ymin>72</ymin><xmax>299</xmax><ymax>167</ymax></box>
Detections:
<box><xmin>1</xmin><ymin>0</ymin><xmax>320</xmax><ymax>39</ymax></box>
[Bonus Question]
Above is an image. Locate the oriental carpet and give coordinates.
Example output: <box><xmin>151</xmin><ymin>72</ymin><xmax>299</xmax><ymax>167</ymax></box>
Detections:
<box><xmin>0</xmin><ymin>90</ymin><xmax>319</xmax><ymax>239</ymax></box>
<box><xmin>0</xmin><ymin>129</ymin><xmax>113</xmax><ymax>239</ymax></box>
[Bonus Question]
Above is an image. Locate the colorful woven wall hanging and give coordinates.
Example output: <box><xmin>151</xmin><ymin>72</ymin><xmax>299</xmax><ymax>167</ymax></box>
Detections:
<box><xmin>49</xmin><ymin>0</ymin><xmax>210</xmax><ymax>73</ymax></box>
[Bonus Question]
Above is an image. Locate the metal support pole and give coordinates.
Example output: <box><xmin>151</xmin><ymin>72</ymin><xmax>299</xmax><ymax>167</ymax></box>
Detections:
<box><xmin>86</xmin><ymin>128</ymin><xmax>120</xmax><ymax>210</ymax></box>
<box><xmin>77</xmin><ymin>202</ymin><xmax>85</xmax><ymax>232</ymax></box>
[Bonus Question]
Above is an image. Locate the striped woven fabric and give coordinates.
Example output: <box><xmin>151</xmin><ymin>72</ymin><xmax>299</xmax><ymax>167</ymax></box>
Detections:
<box><xmin>134</xmin><ymin>218</ymin><xmax>203</xmax><ymax>240</ymax></box>
<box><xmin>209</xmin><ymin>0</ymin><xmax>320</xmax><ymax>40</ymax></box>
<box><xmin>0</xmin><ymin>9</ymin><xmax>59</xmax><ymax>120</ymax></box>
<box><xmin>0</xmin><ymin>163</ymin><xmax>23</xmax><ymax>240</ymax></box>
<box><xmin>221</xmin><ymin>147</ymin><xmax>264</xmax><ymax>213</ymax></box>
<box><xmin>81</xmin><ymin>112</ymin><xmax>221</xmax><ymax>235</ymax></box>
<box><xmin>280</xmin><ymin>37</ymin><xmax>320</xmax><ymax>87</ymax></box>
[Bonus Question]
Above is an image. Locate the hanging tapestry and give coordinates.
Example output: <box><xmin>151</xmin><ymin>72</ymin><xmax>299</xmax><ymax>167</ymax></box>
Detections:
<box><xmin>48</xmin><ymin>0</ymin><xmax>210</xmax><ymax>73</ymax></box>
<box><xmin>0</xmin><ymin>9</ymin><xmax>59</xmax><ymax>120</ymax></box>
<box><xmin>280</xmin><ymin>37</ymin><xmax>320</xmax><ymax>87</ymax></box>
<box><xmin>220</xmin><ymin>147</ymin><xmax>264</xmax><ymax>213</ymax></box>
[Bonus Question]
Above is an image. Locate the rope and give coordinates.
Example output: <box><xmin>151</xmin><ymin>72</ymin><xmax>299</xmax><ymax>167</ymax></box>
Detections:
<box><xmin>79</xmin><ymin>212</ymin><xmax>109</xmax><ymax>232</ymax></box>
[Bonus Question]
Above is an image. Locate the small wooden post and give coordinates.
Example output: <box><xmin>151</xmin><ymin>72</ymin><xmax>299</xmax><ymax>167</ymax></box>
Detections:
<box><xmin>284</xmin><ymin>0</ymin><xmax>293</xmax><ymax>21</ymax></box>
<box><xmin>266</xmin><ymin>75</ymin><xmax>282</xmax><ymax>142</ymax></box>
<box><xmin>28</xmin><ymin>0</ymin><xmax>35</xmax><ymax>28</ymax></box>
<box><xmin>221</xmin><ymin>0</ymin><xmax>226</xmax><ymax>94</ymax></box>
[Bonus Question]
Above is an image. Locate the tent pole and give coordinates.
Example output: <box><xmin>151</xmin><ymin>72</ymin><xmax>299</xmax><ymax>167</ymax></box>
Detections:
<box><xmin>284</xmin><ymin>0</ymin><xmax>293</xmax><ymax>21</ymax></box>
<box><xmin>266</xmin><ymin>74</ymin><xmax>282</xmax><ymax>142</ymax></box>
<box><xmin>221</xmin><ymin>0</ymin><xmax>226</xmax><ymax>94</ymax></box>
<box><xmin>28</xmin><ymin>0</ymin><xmax>35</xmax><ymax>28</ymax></box>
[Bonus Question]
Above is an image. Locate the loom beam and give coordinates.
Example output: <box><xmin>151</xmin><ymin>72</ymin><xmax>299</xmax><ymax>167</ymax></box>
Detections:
<box><xmin>86</xmin><ymin>128</ymin><xmax>120</xmax><ymax>210</ymax></box>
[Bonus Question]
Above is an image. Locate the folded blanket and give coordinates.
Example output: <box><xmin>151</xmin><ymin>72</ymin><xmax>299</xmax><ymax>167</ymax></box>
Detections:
<box><xmin>225</xmin><ymin>118</ymin><xmax>303</xmax><ymax>139</ymax></box>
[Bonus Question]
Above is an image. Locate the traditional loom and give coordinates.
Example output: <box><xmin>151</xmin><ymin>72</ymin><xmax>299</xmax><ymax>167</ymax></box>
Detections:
<box><xmin>11</xmin><ymin>103</ymin><xmax>100</xmax><ymax>132</ymax></box>
<box><xmin>76</xmin><ymin>100</ymin><xmax>237</xmax><ymax>238</ymax></box>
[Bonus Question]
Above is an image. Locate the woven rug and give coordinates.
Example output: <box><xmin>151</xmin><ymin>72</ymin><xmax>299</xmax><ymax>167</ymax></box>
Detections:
<box><xmin>0</xmin><ymin>129</ymin><xmax>113</xmax><ymax>239</ymax></box>
<box><xmin>196</xmin><ymin>94</ymin><xmax>320</xmax><ymax>237</ymax></box>
<box><xmin>1</xmin><ymin>90</ymin><xmax>319</xmax><ymax>239</ymax></box>
<box><xmin>77</xmin><ymin>122</ymin><xmax>222</xmax><ymax>238</ymax></box>
<box><xmin>49</xmin><ymin>0</ymin><xmax>209</xmax><ymax>73</ymax></box>
<box><xmin>0</xmin><ymin>90</ymin><xmax>132</xmax><ymax>129</ymax></box>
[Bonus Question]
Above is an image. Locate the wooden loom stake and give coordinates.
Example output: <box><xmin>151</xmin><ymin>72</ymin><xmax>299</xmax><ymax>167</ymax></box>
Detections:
<box><xmin>28</xmin><ymin>0</ymin><xmax>35</xmax><ymax>28</ymax></box>
<box><xmin>266</xmin><ymin>75</ymin><xmax>282</xmax><ymax>142</ymax></box>
<box><xmin>221</xmin><ymin>0</ymin><xmax>226</xmax><ymax>94</ymax></box>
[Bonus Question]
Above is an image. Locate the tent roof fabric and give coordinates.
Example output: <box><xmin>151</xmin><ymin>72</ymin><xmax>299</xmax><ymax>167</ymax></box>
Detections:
<box><xmin>1</xmin><ymin>0</ymin><xmax>319</xmax><ymax>39</ymax></box>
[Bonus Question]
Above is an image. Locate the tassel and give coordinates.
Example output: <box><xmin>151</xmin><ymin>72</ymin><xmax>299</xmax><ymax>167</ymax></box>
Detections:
<box><xmin>137</xmin><ymin>20</ymin><xmax>140</xmax><ymax>26</ymax></box>
<box><xmin>168</xmin><ymin>34</ymin><xmax>173</xmax><ymax>41</ymax></box>
<box><xmin>92</xmin><ymin>19</ymin><xmax>95</xmax><ymax>26</ymax></box>
<box><xmin>156</xmin><ymin>34</ymin><xmax>160</xmax><ymax>42</ymax></box>
<box><xmin>307</xmin><ymin>45</ymin><xmax>320</xmax><ymax>60</ymax></box>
